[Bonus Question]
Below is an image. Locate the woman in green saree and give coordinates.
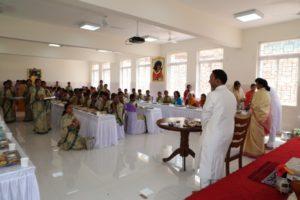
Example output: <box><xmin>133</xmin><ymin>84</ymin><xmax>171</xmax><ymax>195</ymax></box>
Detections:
<box><xmin>32</xmin><ymin>79</ymin><xmax>49</xmax><ymax>134</ymax></box>
<box><xmin>41</xmin><ymin>81</ymin><xmax>52</xmax><ymax>131</ymax></box>
<box><xmin>23</xmin><ymin>79</ymin><xmax>34</xmax><ymax>122</ymax></box>
<box><xmin>58</xmin><ymin>103</ymin><xmax>94</xmax><ymax>150</ymax></box>
<box><xmin>110</xmin><ymin>93</ymin><xmax>125</xmax><ymax>139</ymax></box>
<box><xmin>110</xmin><ymin>93</ymin><xmax>125</xmax><ymax>126</ymax></box>
<box><xmin>2</xmin><ymin>80</ymin><xmax>16</xmax><ymax>123</ymax></box>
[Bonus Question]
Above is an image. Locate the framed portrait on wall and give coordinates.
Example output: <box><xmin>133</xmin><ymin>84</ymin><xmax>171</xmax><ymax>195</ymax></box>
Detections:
<box><xmin>151</xmin><ymin>56</ymin><xmax>165</xmax><ymax>82</ymax></box>
<box><xmin>27</xmin><ymin>68</ymin><xmax>42</xmax><ymax>83</ymax></box>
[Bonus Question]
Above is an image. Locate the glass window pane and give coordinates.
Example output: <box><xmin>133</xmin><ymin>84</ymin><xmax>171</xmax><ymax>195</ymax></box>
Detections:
<box><xmin>137</xmin><ymin>66</ymin><xmax>151</xmax><ymax>92</ymax></box>
<box><xmin>167</xmin><ymin>64</ymin><xmax>187</xmax><ymax>95</ymax></box>
<box><xmin>197</xmin><ymin>62</ymin><xmax>223</xmax><ymax>96</ymax></box>
<box><xmin>120</xmin><ymin>60</ymin><xmax>131</xmax><ymax>90</ymax></box>
<box><xmin>260</xmin><ymin>39</ymin><xmax>300</xmax><ymax>56</ymax></box>
<box><xmin>137</xmin><ymin>57</ymin><xmax>151</xmax><ymax>66</ymax></box>
<box><xmin>101</xmin><ymin>63</ymin><xmax>110</xmax><ymax>89</ymax></box>
<box><xmin>170</xmin><ymin>52</ymin><xmax>187</xmax><ymax>64</ymax></box>
<box><xmin>91</xmin><ymin>64</ymin><xmax>99</xmax><ymax>87</ymax></box>
<box><xmin>259</xmin><ymin>39</ymin><xmax>299</xmax><ymax>106</ymax></box>
<box><xmin>199</xmin><ymin>48</ymin><xmax>224</xmax><ymax>61</ymax></box>
<box><xmin>196</xmin><ymin>48</ymin><xmax>224</xmax><ymax>97</ymax></box>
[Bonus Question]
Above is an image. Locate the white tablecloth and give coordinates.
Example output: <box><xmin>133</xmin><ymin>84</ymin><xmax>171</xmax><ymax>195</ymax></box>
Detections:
<box><xmin>0</xmin><ymin>120</ymin><xmax>40</xmax><ymax>200</ymax></box>
<box><xmin>138</xmin><ymin>102</ymin><xmax>202</xmax><ymax>119</ymax></box>
<box><xmin>51</xmin><ymin>103</ymin><xmax>119</xmax><ymax>148</ymax></box>
<box><xmin>137</xmin><ymin>107</ymin><xmax>162</xmax><ymax>134</ymax></box>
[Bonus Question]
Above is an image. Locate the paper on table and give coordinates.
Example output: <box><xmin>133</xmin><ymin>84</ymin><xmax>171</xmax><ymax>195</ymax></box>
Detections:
<box><xmin>160</xmin><ymin>122</ymin><xmax>168</xmax><ymax>126</ymax></box>
<box><xmin>140</xmin><ymin>188</ymin><xmax>154</xmax><ymax>199</ymax></box>
<box><xmin>286</xmin><ymin>157</ymin><xmax>300</xmax><ymax>175</ymax></box>
<box><xmin>44</xmin><ymin>96</ymin><xmax>56</xmax><ymax>100</ymax></box>
<box><xmin>52</xmin><ymin>171</ymin><xmax>64</xmax><ymax>178</ymax></box>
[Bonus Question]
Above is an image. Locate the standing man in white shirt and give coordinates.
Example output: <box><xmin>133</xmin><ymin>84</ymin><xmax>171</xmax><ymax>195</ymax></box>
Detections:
<box><xmin>199</xmin><ymin>69</ymin><xmax>237</xmax><ymax>189</ymax></box>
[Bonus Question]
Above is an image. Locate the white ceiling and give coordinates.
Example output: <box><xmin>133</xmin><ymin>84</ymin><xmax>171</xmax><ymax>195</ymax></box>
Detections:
<box><xmin>0</xmin><ymin>0</ymin><xmax>299</xmax><ymax>47</ymax></box>
<box><xmin>179</xmin><ymin>0</ymin><xmax>300</xmax><ymax>29</ymax></box>
<box><xmin>0</xmin><ymin>0</ymin><xmax>194</xmax><ymax>43</ymax></box>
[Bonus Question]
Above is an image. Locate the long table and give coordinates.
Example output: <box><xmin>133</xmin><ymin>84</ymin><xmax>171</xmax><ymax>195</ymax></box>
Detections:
<box><xmin>137</xmin><ymin>107</ymin><xmax>163</xmax><ymax>134</ymax></box>
<box><xmin>0</xmin><ymin>113</ymin><xmax>40</xmax><ymax>200</ymax></box>
<box><xmin>186</xmin><ymin>138</ymin><xmax>300</xmax><ymax>200</ymax></box>
<box><xmin>138</xmin><ymin>102</ymin><xmax>202</xmax><ymax>119</ymax></box>
<box><xmin>51</xmin><ymin>103</ymin><xmax>119</xmax><ymax>149</ymax></box>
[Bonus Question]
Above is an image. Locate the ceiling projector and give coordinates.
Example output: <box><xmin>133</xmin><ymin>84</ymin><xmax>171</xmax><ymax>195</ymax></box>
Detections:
<box><xmin>127</xmin><ymin>36</ymin><xmax>145</xmax><ymax>44</ymax></box>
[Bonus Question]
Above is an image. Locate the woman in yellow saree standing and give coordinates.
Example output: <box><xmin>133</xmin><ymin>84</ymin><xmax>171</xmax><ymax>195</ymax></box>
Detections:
<box><xmin>244</xmin><ymin>78</ymin><xmax>271</xmax><ymax>158</ymax></box>
<box><xmin>32</xmin><ymin>79</ymin><xmax>49</xmax><ymax>134</ymax></box>
<box><xmin>1</xmin><ymin>80</ymin><xmax>16</xmax><ymax>123</ymax></box>
<box><xmin>58</xmin><ymin>102</ymin><xmax>94</xmax><ymax>150</ymax></box>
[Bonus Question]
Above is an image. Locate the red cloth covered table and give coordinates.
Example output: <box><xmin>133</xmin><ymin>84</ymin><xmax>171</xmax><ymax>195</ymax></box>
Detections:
<box><xmin>186</xmin><ymin>138</ymin><xmax>300</xmax><ymax>200</ymax></box>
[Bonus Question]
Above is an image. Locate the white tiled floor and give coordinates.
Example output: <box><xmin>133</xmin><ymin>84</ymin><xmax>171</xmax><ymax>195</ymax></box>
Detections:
<box><xmin>7</xmin><ymin>118</ymin><xmax>285</xmax><ymax>200</ymax></box>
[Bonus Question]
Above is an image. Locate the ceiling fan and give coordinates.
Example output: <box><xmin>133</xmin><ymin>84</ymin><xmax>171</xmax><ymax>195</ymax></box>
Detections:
<box><xmin>101</xmin><ymin>16</ymin><xmax>124</xmax><ymax>30</ymax></box>
<box><xmin>166</xmin><ymin>32</ymin><xmax>177</xmax><ymax>44</ymax></box>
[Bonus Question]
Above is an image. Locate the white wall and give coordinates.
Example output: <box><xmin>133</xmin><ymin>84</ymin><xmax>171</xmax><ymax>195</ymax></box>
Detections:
<box><xmin>159</xmin><ymin>19</ymin><xmax>300</xmax><ymax>132</ymax></box>
<box><xmin>0</xmin><ymin>54</ymin><xmax>90</xmax><ymax>88</ymax></box>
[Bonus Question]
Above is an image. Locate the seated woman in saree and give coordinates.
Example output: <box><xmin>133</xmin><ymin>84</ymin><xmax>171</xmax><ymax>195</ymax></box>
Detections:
<box><xmin>88</xmin><ymin>92</ymin><xmax>98</xmax><ymax>109</ymax></box>
<box><xmin>186</xmin><ymin>92</ymin><xmax>199</xmax><ymax>107</ymax></box>
<box><xmin>125</xmin><ymin>94</ymin><xmax>145</xmax><ymax>119</ymax></box>
<box><xmin>244</xmin><ymin>78</ymin><xmax>271</xmax><ymax>158</ymax></box>
<box><xmin>173</xmin><ymin>91</ymin><xmax>183</xmax><ymax>106</ymax></box>
<box><xmin>162</xmin><ymin>90</ymin><xmax>172</xmax><ymax>104</ymax></box>
<box><xmin>1</xmin><ymin>80</ymin><xmax>16</xmax><ymax>123</ymax></box>
<box><xmin>156</xmin><ymin>91</ymin><xmax>163</xmax><ymax>103</ymax></box>
<box><xmin>137</xmin><ymin>89</ymin><xmax>144</xmax><ymax>101</ymax></box>
<box><xmin>144</xmin><ymin>90</ymin><xmax>153</xmax><ymax>102</ymax></box>
<box><xmin>110</xmin><ymin>93</ymin><xmax>125</xmax><ymax>139</ymax></box>
<box><xmin>70</xmin><ymin>89</ymin><xmax>84</xmax><ymax>106</ymax></box>
<box><xmin>82</xmin><ymin>90</ymin><xmax>91</xmax><ymax>107</ymax></box>
<box><xmin>110</xmin><ymin>93</ymin><xmax>125</xmax><ymax>125</ymax></box>
<box><xmin>125</xmin><ymin>94</ymin><xmax>138</xmax><ymax>112</ymax></box>
<box><xmin>199</xmin><ymin>93</ymin><xmax>206</xmax><ymax>108</ymax></box>
<box><xmin>32</xmin><ymin>79</ymin><xmax>49</xmax><ymax>134</ymax></box>
<box><xmin>118</xmin><ymin>91</ymin><xmax>125</xmax><ymax>105</ymax></box>
<box><xmin>58</xmin><ymin>102</ymin><xmax>94</xmax><ymax>150</ymax></box>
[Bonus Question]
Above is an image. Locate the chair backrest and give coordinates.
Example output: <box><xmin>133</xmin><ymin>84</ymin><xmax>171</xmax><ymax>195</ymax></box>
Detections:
<box><xmin>226</xmin><ymin>114</ymin><xmax>251</xmax><ymax>158</ymax></box>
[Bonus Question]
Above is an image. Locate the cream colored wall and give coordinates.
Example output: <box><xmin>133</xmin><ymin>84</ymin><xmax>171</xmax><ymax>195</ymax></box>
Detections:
<box><xmin>0</xmin><ymin>37</ymin><xmax>116</xmax><ymax>63</ymax></box>
<box><xmin>0</xmin><ymin>54</ymin><xmax>90</xmax><ymax>88</ymax></box>
<box><xmin>160</xmin><ymin>19</ymin><xmax>300</xmax><ymax>132</ymax></box>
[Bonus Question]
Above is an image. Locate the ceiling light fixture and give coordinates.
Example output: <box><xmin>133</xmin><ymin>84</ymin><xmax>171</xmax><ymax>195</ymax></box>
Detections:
<box><xmin>48</xmin><ymin>43</ymin><xmax>61</xmax><ymax>47</ymax></box>
<box><xmin>80</xmin><ymin>23</ymin><xmax>100</xmax><ymax>31</ymax></box>
<box><xmin>234</xmin><ymin>9</ymin><xmax>263</xmax><ymax>22</ymax></box>
<box><xmin>97</xmin><ymin>49</ymin><xmax>112</xmax><ymax>53</ymax></box>
<box><xmin>144</xmin><ymin>35</ymin><xmax>158</xmax><ymax>42</ymax></box>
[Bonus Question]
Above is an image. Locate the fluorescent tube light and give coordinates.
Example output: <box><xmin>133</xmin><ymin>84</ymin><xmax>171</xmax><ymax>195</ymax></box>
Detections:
<box><xmin>234</xmin><ymin>9</ymin><xmax>263</xmax><ymax>22</ymax></box>
<box><xmin>97</xmin><ymin>49</ymin><xmax>112</xmax><ymax>53</ymax></box>
<box><xmin>48</xmin><ymin>43</ymin><xmax>61</xmax><ymax>47</ymax></box>
<box><xmin>80</xmin><ymin>23</ymin><xmax>100</xmax><ymax>31</ymax></box>
<box><xmin>144</xmin><ymin>36</ymin><xmax>158</xmax><ymax>42</ymax></box>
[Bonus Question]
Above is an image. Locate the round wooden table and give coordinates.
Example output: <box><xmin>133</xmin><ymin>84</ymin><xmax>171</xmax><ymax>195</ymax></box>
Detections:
<box><xmin>156</xmin><ymin>117</ymin><xmax>202</xmax><ymax>171</ymax></box>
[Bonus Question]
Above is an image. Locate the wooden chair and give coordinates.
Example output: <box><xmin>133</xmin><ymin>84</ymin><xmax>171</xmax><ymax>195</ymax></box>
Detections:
<box><xmin>225</xmin><ymin>114</ymin><xmax>251</xmax><ymax>176</ymax></box>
